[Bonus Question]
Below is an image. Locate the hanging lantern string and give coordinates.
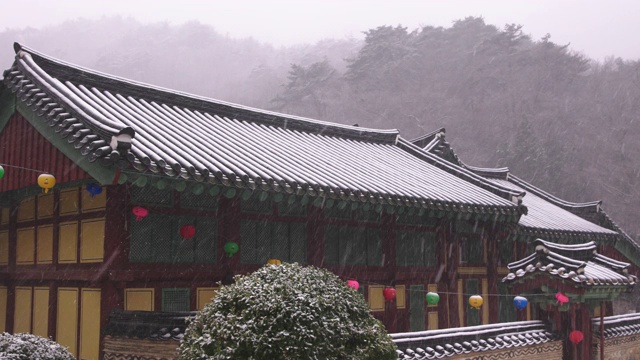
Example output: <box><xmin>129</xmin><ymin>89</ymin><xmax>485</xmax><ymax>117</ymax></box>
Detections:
<box><xmin>354</xmin><ymin>279</ymin><xmax>543</xmax><ymax>298</ymax></box>
<box><xmin>0</xmin><ymin>163</ymin><xmax>51</xmax><ymax>174</ymax></box>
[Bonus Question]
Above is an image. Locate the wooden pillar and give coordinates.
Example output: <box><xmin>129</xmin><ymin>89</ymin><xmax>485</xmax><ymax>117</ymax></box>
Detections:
<box><xmin>383</xmin><ymin>295</ymin><xmax>398</xmax><ymax>333</ymax></box>
<box><xmin>445</xmin><ymin>220</ymin><xmax>460</xmax><ymax>327</ymax></box>
<box><xmin>600</xmin><ymin>302</ymin><xmax>605</xmax><ymax>360</ymax></box>
<box><xmin>579</xmin><ymin>305</ymin><xmax>592</xmax><ymax>360</ymax></box>
<box><xmin>219</xmin><ymin>196</ymin><xmax>240</xmax><ymax>284</ymax></box>
<box><xmin>486</xmin><ymin>227</ymin><xmax>499</xmax><ymax>323</ymax></box>
<box><xmin>306</xmin><ymin>205</ymin><xmax>323</xmax><ymax>267</ymax></box>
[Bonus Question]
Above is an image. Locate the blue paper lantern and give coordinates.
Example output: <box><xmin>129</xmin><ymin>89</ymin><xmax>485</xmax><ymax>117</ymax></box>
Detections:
<box><xmin>86</xmin><ymin>183</ymin><xmax>102</xmax><ymax>198</ymax></box>
<box><xmin>514</xmin><ymin>296</ymin><xmax>528</xmax><ymax>311</ymax></box>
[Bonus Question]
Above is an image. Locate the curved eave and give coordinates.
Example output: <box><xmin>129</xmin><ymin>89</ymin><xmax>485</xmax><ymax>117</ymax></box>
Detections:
<box><xmin>517</xmin><ymin>226</ymin><xmax>620</xmax><ymax>243</ymax></box>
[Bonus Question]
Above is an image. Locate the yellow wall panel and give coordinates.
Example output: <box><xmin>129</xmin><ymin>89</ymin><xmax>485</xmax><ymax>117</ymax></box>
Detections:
<box><xmin>59</xmin><ymin>222</ymin><xmax>78</xmax><ymax>264</ymax></box>
<box><xmin>57</xmin><ymin>288</ymin><xmax>78</xmax><ymax>357</ymax></box>
<box><xmin>368</xmin><ymin>285</ymin><xmax>384</xmax><ymax>312</ymax></box>
<box><xmin>125</xmin><ymin>288</ymin><xmax>154</xmax><ymax>311</ymax></box>
<box><xmin>80</xmin><ymin>219</ymin><xmax>105</xmax><ymax>263</ymax></box>
<box><xmin>37</xmin><ymin>225</ymin><xmax>54</xmax><ymax>264</ymax></box>
<box><xmin>197</xmin><ymin>288</ymin><xmax>218</xmax><ymax>310</ymax></box>
<box><xmin>59</xmin><ymin>188</ymin><xmax>79</xmax><ymax>216</ymax></box>
<box><xmin>80</xmin><ymin>289</ymin><xmax>101</xmax><ymax>360</ymax></box>
<box><xmin>428</xmin><ymin>311</ymin><xmax>439</xmax><ymax>330</ymax></box>
<box><xmin>33</xmin><ymin>287</ymin><xmax>49</xmax><ymax>337</ymax></box>
<box><xmin>37</xmin><ymin>193</ymin><xmax>54</xmax><ymax>219</ymax></box>
<box><xmin>16</xmin><ymin>228</ymin><xmax>35</xmax><ymax>265</ymax></box>
<box><xmin>17</xmin><ymin>197</ymin><xmax>35</xmax><ymax>222</ymax></box>
<box><xmin>81</xmin><ymin>187</ymin><xmax>106</xmax><ymax>212</ymax></box>
<box><xmin>0</xmin><ymin>231</ymin><xmax>8</xmax><ymax>265</ymax></box>
<box><xmin>1</xmin><ymin>208</ymin><xmax>8</xmax><ymax>225</ymax></box>
<box><xmin>14</xmin><ymin>287</ymin><xmax>32</xmax><ymax>333</ymax></box>
<box><xmin>0</xmin><ymin>286</ymin><xmax>7</xmax><ymax>332</ymax></box>
<box><xmin>396</xmin><ymin>285</ymin><xmax>406</xmax><ymax>309</ymax></box>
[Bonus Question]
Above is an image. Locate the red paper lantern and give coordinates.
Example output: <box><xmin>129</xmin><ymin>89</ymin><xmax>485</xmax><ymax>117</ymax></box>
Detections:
<box><xmin>180</xmin><ymin>224</ymin><xmax>196</xmax><ymax>240</ymax></box>
<box><xmin>347</xmin><ymin>280</ymin><xmax>359</xmax><ymax>290</ymax></box>
<box><xmin>383</xmin><ymin>287</ymin><xmax>396</xmax><ymax>302</ymax></box>
<box><xmin>132</xmin><ymin>206</ymin><xmax>148</xmax><ymax>221</ymax></box>
<box><xmin>569</xmin><ymin>330</ymin><xmax>584</xmax><ymax>344</ymax></box>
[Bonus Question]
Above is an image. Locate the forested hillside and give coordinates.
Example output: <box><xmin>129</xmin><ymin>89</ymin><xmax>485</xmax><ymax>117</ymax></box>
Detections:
<box><xmin>1</xmin><ymin>17</ymin><xmax>638</xmax><ymax>238</ymax></box>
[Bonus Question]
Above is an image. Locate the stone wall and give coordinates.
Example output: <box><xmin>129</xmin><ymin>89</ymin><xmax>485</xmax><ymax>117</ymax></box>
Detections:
<box><xmin>443</xmin><ymin>341</ymin><xmax>563</xmax><ymax>360</ymax></box>
<box><xmin>593</xmin><ymin>334</ymin><xmax>640</xmax><ymax>360</ymax></box>
<box><xmin>102</xmin><ymin>336</ymin><xmax>179</xmax><ymax>360</ymax></box>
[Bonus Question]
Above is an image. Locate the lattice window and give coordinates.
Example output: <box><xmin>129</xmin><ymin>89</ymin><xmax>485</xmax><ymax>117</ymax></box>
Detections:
<box><xmin>162</xmin><ymin>288</ymin><xmax>190</xmax><ymax>312</ymax></box>
<box><xmin>131</xmin><ymin>186</ymin><xmax>173</xmax><ymax>207</ymax></box>
<box><xmin>396</xmin><ymin>212</ymin><xmax>438</xmax><ymax>226</ymax></box>
<box><xmin>180</xmin><ymin>191</ymin><xmax>218</xmax><ymax>211</ymax></box>
<box><xmin>396</xmin><ymin>230</ymin><xmax>436</xmax><ymax>266</ymax></box>
<box><xmin>460</xmin><ymin>235</ymin><xmax>483</xmax><ymax>264</ymax></box>
<box><xmin>354</xmin><ymin>209</ymin><xmax>381</xmax><ymax>223</ymax></box>
<box><xmin>278</xmin><ymin>198</ymin><xmax>307</xmax><ymax>217</ymax></box>
<box><xmin>324</xmin><ymin>206</ymin><xmax>351</xmax><ymax>219</ymax></box>
<box><xmin>240</xmin><ymin>196</ymin><xmax>272</xmax><ymax>214</ymax></box>
<box><xmin>324</xmin><ymin>225</ymin><xmax>381</xmax><ymax>265</ymax></box>
<box><xmin>240</xmin><ymin>220</ymin><xmax>306</xmax><ymax>264</ymax></box>
<box><xmin>129</xmin><ymin>213</ymin><xmax>216</xmax><ymax>263</ymax></box>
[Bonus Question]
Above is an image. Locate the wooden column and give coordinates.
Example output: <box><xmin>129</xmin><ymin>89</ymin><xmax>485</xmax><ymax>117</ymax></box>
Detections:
<box><xmin>486</xmin><ymin>227</ymin><xmax>499</xmax><ymax>323</ymax></box>
<box><xmin>219</xmin><ymin>196</ymin><xmax>241</xmax><ymax>284</ymax></box>
<box><xmin>445</xmin><ymin>220</ymin><xmax>460</xmax><ymax>327</ymax></box>
<box><xmin>306</xmin><ymin>205</ymin><xmax>323</xmax><ymax>267</ymax></box>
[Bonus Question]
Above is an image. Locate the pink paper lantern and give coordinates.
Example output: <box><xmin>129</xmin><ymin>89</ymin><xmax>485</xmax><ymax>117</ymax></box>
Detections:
<box><xmin>132</xmin><ymin>206</ymin><xmax>149</xmax><ymax>221</ymax></box>
<box><xmin>347</xmin><ymin>280</ymin><xmax>359</xmax><ymax>290</ymax></box>
<box><xmin>555</xmin><ymin>292</ymin><xmax>569</xmax><ymax>305</ymax></box>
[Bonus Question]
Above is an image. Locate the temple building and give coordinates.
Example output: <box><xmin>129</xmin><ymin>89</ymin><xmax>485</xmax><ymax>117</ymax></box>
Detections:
<box><xmin>0</xmin><ymin>44</ymin><xmax>638</xmax><ymax>360</ymax></box>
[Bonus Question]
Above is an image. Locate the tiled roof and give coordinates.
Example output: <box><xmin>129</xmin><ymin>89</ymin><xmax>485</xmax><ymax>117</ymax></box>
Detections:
<box><xmin>485</xmin><ymin>176</ymin><xmax>618</xmax><ymax>238</ymax></box>
<box><xmin>593</xmin><ymin>313</ymin><xmax>640</xmax><ymax>339</ymax></box>
<box><xmin>410</xmin><ymin>129</ymin><xmax>640</xmax><ymax>263</ymax></box>
<box><xmin>391</xmin><ymin>320</ymin><xmax>558</xmax><ymax>359</ymax></box>
<box><xmin>503</xmin><ymin>239</ymin><xmax>637</xmax><ymax>287</ymax></box>
<box><xmin>103</xmin><ymin>310</ymin><xmax>192</xmax><ymax>341</ymax></box>
<box><xmin>1</xmin><ymin>43</ymin><xmax>525</xmax><ymax>216</ymax></box>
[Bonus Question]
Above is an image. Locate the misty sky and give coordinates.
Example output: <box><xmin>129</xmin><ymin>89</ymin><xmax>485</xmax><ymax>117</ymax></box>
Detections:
<box><xmin>1</xmin><ymin>0</ymin><xmax>639</xmax><ymax>61</ymax></box>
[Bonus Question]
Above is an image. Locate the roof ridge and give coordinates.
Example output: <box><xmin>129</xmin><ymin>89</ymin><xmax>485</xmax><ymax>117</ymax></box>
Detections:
<box><xmin>508</xmin><ymin>174</ymin><xmax>601</xmax><ymax>212</ymax></box>
<box><xmin>464</xmin><ymin>165</ymin><xmax>510</xmax><ymax>179</ymax></box>
<box><xmin>14</xmin><ymin>42</ymin><xmax>399</xmax><ymax>144</ymax></box>
<box><xmin>397</xmin><ymin>138</ymin><xmax>526</xmax><ymax>208</ymax></box>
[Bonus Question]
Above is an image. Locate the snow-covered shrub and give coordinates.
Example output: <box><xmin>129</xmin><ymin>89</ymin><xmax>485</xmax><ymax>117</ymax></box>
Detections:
<box><xmin>0</xmin><ymin>332</ymin><xmax>75</xmax><ymax>360</ymax></box>
<box><xmin>179</xmin><ymin>263</ymin><xmax>397</xmax><ymax>359</ymax></box>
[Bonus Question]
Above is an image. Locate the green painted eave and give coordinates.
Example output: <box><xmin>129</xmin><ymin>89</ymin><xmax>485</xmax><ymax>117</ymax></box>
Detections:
<box><xmin>15</xmin><ymin>100</ymin><xmax>118</xmax><ymax>185</ymax></box>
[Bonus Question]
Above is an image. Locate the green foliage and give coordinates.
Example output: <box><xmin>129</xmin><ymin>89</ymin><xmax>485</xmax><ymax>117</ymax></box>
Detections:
<box><xmin>179</xmin><ymin>263</ymin><xmax>397</xmax><ymax>360</ymax></box>
<box><xmin>0</xmin><ymin>333</ymin><xmax>75</xmax><ymax>360</ymax></box>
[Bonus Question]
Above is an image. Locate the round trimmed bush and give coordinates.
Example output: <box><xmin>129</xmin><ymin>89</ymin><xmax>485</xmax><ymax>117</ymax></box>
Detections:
<box><xmin>0</xmin><ymin>332</ymin><xmax>75</xmax><ymax>360</ymax></box>
<box><xmin>179</xmin><ymin>263</ymin><xmax>397</xmax><ymax>359</ymax></box>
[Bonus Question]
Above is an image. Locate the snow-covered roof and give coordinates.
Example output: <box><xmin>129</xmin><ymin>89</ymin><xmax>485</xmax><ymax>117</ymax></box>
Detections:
<box><xmin>391</xmin><ymin>320</ymin><xmax>558</xmax><ymax>359</ymax></box>
<box><xmin>486</xmin><ymin>177</ymin><xmax>617</xmax><ymax>237</ymax></box>
<box><xmin>593</xmin><ymin>313</ymin><xmax>640</xmax><ymax>340</ymax></box>
<box><xmin>2</xmin><ymin>43</ymin><xmax>527</xmax><ymax>216</ymax></box>
<box><xmin>503</xmin><ymin>239</ymin><xmax>637</xmax><ymax>287</ymax></box>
